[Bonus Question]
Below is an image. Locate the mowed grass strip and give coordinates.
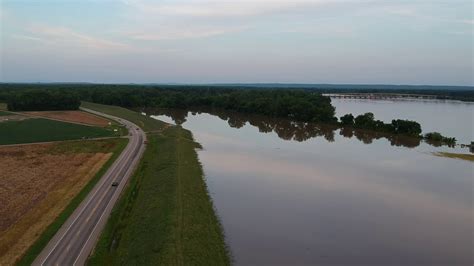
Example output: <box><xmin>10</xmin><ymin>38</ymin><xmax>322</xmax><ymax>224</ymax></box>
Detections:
<box><xmin>88</xmin><ymin>128</ymin><xmax>229</xmax><ymax>265</ymax></box>
<box><xmin>16</xmin><ymin>138</ymin><xmax>128</xmax><ymax>265</ymax></box>
<box><xmin>81</xmin><ymin>101</ymin><xmax>167</xmax><ymax>132</ymax></box>
<box><xmin>0</xmin><ymin>118</ymin><xmax>114</xmax><ymax>145</ymax></box>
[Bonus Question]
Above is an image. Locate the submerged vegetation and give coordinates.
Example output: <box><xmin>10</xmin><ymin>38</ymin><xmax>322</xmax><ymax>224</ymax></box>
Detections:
<box><xmin>0</xmin><ymin>84</ymin><xmax>459</xmax><ymax>144</ymax></box>
<box><xmin>147</xmin><ymin>108</ymin><xmax>437</xmax><ymax>149</ymax></box>
<box><xmin>424</xmin><ymin>132</ymin><xmax>457</xmax><ymax>146</ymax></box>
<box><xmin>338</xmin><ymin>112</ymin><xmax>457</xmax><ymax>146</ymax></box>
<box><xmin>341</xmin><ymin>112</ymin><xmax>422</xmax><ymax>136</ymax></box>
<box><xmin>339</xmin><ymin>112</ymin><xmax>422</xmax><ymax>137</ymax></box>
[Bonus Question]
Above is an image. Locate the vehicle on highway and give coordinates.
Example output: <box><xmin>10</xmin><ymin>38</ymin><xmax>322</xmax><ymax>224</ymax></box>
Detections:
<box><xmin>112</xmin><ymin>182</ymin><xmax>119</xmax><ymax>187</ymax></box>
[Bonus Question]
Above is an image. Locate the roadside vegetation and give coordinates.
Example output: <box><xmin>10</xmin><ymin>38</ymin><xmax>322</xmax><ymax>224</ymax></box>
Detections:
<box><xmin>84</xmin><ymin>103</ymin><xmax>230</xmax><ymax>265</ymax></box>
<box><xmin>0</xmin><ymin>118</ymin><xmax>115</xmax><ymax>145</ymax></box>
<box><xmin>0</xmin><ymin>110</ymin><xmax>11</xmax><ymax>116</ymax></box>
<box><xmin>1</xmin><ymin>138</ymin><xmax>127</xmax><ymax>265</ymax></box>
<box><xmin>81</xmin><ymin>101</ymin><xmax>167</xmax><ymax>132</ymax></box>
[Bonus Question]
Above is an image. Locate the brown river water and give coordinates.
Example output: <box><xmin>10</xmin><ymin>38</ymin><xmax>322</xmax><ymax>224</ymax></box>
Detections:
<box><xmin>149</xmin><ymin>98</ymin><xmax>473</xmax><ymax>265</ymax></box>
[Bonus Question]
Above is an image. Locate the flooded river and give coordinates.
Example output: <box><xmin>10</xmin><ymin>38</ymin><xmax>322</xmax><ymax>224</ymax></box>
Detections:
<box><xmin>150</xmin><ymin>99</ymin><xmax>473</xmax><ymax>265</ymax></box>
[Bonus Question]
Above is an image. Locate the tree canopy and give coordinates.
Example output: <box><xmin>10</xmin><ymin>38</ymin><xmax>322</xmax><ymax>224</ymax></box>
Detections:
<box><xmin>7</xmin><ymin>90</ymin><xmax>80</xmax><ymax>111</ymax></box>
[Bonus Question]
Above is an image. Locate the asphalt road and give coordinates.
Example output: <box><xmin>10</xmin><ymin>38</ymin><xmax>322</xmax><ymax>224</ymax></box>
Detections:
<box><xmin>33</xmin><ymin>108</ymin><xmax>146</xmax><ymax>266</ymax></box>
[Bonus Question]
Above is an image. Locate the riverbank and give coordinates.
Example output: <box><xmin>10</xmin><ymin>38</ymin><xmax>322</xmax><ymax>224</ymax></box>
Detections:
<box><xmin>84</xmin><ymin>103</ymin><xmax>230</xmax><ymax>265</ymax></box>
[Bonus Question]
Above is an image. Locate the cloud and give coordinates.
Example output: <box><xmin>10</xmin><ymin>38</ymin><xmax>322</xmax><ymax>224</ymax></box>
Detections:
<box><xmin>118</xmin><ymin>0</ymin><xmax>369</xmax><ymax>42</ymax></box>
<box><xmin>122</xmin><ymin>0</ymin><xmax>338</xmax><ymax>18</ymax></box>
<box><xmin>129</xmin><ymin>25</ymin><xmax>248</xmax><ymax>40</ymax></box>
<box><xmin>27</xmin><ymin>24</ymin><xmax>128</xmax><ymax>50</ymax></box>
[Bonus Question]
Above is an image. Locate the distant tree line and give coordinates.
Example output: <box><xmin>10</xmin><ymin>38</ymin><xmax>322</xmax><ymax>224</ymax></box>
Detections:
<box><xmin>0</xmin><ymin>83</ymin><xmax>459</xmax><ymax>143</ymax></box>
<box><xmin>7</xmin><ymin>90</ymin><xmax>80</xmax><ymax>111</ymax></box>
<box><xmin>1</xmin><ymin>83</ymin><xmax>472</xmax><ymax>102</ymax></box>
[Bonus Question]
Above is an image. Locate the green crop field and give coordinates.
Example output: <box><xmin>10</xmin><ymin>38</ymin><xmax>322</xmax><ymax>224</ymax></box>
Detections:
<box><xmin>81</xmin><ymin>102</ymin><xmax>167</xmax><ymax>132</ymax></box>
<box><xmin>0</xmin><ymin>118</ymin><xmax>115</xmax><ymax>145</ymax></box>
<box><xmin>86</xmin><ymin>103</ymin><xmax>230</xmax><ymax>265</ymax></box>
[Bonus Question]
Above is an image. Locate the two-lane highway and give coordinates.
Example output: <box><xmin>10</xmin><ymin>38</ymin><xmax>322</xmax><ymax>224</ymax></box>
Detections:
<box><xmin>33</xmin><ymin>108</ymin><xmax>146</xmax><ymax>266</ymax></box>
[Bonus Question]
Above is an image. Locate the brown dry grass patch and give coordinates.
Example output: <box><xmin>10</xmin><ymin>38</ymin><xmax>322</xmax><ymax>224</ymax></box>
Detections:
<box><xmin>22</xmin><ymin>111</ymin><xmax>110</xmax><ymax>127</ymax></box>
<box><xmin>433</xmin><ymin>152</ymin><xmax>474</xmax><ymax>162</ymax></box>
<box><xmin>0</xmin><ymin>142</ymin><xmax>112</xmax><ymax>265</ymax></box>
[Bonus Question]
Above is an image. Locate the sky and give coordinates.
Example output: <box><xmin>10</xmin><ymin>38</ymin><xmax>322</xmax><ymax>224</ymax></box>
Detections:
<box><xmin>0</xmin><ymin>0</ymin><xmax>473</xmax><ymax>85</ymax></box>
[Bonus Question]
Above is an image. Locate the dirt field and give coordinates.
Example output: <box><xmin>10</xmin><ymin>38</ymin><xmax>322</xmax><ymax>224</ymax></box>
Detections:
<box><xmin>22</xmin><ymin>110</ymin><xmax>111</xmax><ymax>127</ymax></box>
<box><xmin>0</xmin><ymin>141</ymin><xmax>115</xmax><ymax>265</ymax></box>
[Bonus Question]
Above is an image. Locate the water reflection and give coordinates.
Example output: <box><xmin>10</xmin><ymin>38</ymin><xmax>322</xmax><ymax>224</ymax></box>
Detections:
<box><xmin>147</xmin><ymin>108</ymin><xmax>473</xmax><ymax>265</ymax></box>
<box><xmin>144</xmin><ymin>108</ymin><xmax>432</xmax><ymax>149</ymax></box>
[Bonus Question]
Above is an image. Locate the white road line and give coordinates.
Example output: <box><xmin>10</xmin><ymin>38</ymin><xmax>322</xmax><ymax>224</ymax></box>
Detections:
<box><xmin>38</xmin><ymin>111</ymin><xmax>144</xmax><ymax>265</ymax></box>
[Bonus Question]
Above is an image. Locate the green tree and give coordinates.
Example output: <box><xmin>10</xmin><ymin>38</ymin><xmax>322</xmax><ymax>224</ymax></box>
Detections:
<box><xmin>339</xmin><ymin>114</ymin><xmax>355</xmax><ymax>126</ymax></box>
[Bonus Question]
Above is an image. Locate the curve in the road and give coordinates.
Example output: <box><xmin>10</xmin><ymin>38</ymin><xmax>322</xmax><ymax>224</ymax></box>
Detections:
<box><xmin>33</xmin><ymin>108</ymin><xmax>147</xmax><ymax>266</ymax></box>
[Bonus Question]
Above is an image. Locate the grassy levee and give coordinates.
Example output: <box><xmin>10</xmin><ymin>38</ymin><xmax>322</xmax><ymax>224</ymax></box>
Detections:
<box><xmin>81</xmin><ymin>101</ymin><xmax>166</xmax><ymax>132</ymax></box>
<box><xmin>85</xmin><ymin>103</ymin><xmax>230</xmax><ymax>265</ymax></box>
<box><xmin>17</xmin><ymin>138</ymin><xmax>129</xmax><ymax>265</ymax></box>
<box><xmin>0</xmin><ymin>118</ymin><xmax>115</xmax><ymax>145</ymax></box>
<box><xmin>0</xmin><ymin>110</ymin><xmax>11</xmax><ymax>116</ymax></box>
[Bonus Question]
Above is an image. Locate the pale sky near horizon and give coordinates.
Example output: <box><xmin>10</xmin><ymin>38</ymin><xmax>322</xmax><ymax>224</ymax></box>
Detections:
<box><xmin>0</xmin><ymin>0</ymin><xmax>473</xmax><ymax>85</ymax></box>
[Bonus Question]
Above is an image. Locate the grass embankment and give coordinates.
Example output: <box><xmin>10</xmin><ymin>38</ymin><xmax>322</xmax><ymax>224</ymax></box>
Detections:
<box><xmin>84</xmin><ymin>103</ymin><xmax>230</xmax><ymax>265</ymax></box>
<box><xmin>0</xmin><ymin>110</ymin><xmax>12</xmax><ymax>116</ymax></box>
<box><xmin>0</xmin><ymin>118</ymin><xmax>115</xmax><ymax>145</ymax></box>
<box><xmin>433</xmin><ymin>152</ymin><xmax>474</xmax><ymax>162</ymax></box>
<box><xmin>0</xmin><ymin>103</ymin><xmax>7</xmax><ymax>110</ymax></box>
<box><xmin>81</xmin><ymin>101</ymin><xmax>166</xmax><ymax>132</ymax></box>
<box><xmin>12</xmin><ymin>138</ymin><xmax>128</xmax><ymax>265</ymax></box>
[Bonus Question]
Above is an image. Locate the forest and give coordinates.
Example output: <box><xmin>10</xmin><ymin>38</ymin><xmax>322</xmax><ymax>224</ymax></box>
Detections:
<box><xmin>7</xmin><ymin>90</ymin><xmax>80</xmax><ymax>111</ymax></box>
<box><xmin>3</xmin><ymin>85</ymin><xmax>337</xmax><ymax>123</ymax></box>
<box><xmin>0</xmin><ymin>83</ymin><xmax>459</xmax><ymax>143</ymax></box>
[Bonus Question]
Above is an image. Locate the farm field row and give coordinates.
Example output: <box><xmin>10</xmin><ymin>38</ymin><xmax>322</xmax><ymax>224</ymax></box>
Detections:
<box><xmin>0</xmin><ymin>118</ymin><xmax>117</xmax><ymax>145</ymax></box>
<box><xmin>0</xmin><ymin>138</ymin><xmax>128</xmax><ymax>265</ymax></box>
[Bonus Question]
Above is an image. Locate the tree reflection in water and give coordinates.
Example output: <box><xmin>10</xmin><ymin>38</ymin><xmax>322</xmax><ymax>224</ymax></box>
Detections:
<box><xmin>144</xmin><ymin>108</ymin><xmax>428</xmax><ymax>148</ymax></box>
